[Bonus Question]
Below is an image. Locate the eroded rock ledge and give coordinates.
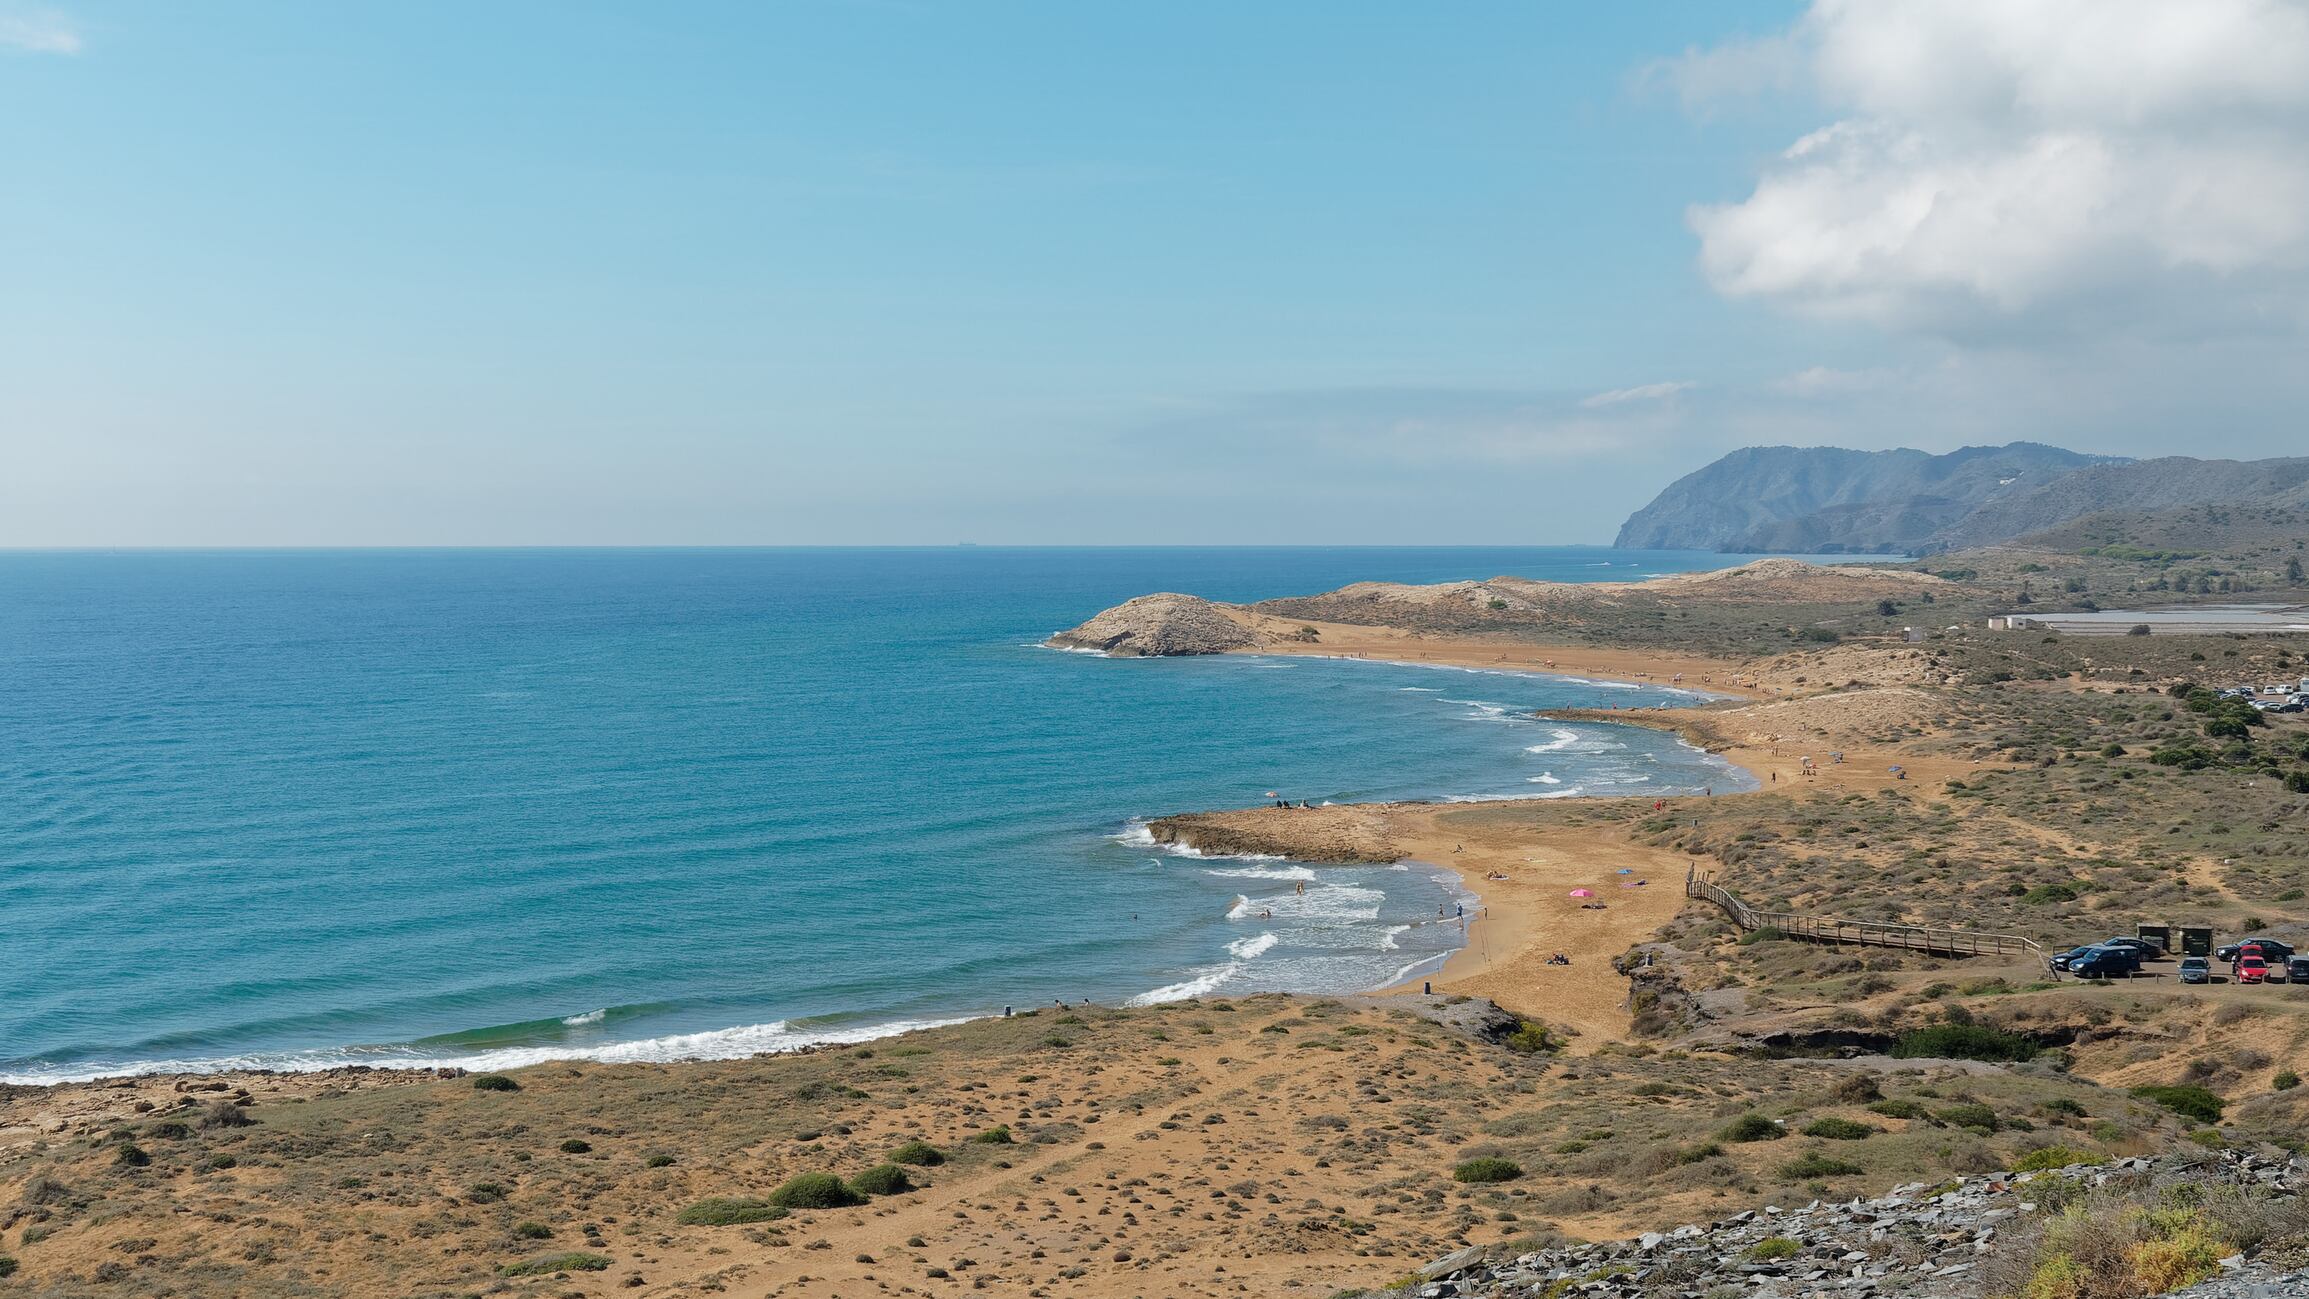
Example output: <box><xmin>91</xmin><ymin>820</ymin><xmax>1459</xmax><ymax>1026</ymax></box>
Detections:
<box><xmin>1045</xmin><ymin>592</ymin><xmax>1262</xmax><ymax>656</ymax></box>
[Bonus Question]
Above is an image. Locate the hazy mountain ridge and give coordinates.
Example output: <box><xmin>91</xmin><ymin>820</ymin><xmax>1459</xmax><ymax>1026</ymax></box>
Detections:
<box><xmin>1612</xmin><ymin>444</ymin><xmax>2309</xmax><ymax>555</ymax></box>
<box><xmin>1613</xmin><ymin>443</ymin><xmax>2116</xmax><ymax>553</ymax></box>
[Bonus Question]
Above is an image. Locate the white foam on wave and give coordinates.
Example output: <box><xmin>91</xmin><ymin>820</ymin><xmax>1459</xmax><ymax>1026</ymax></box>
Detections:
<box><xmin>1227</xmin><ymin>931</ymin><xmax>1280</xmax><ymax>960</ymax></box>
<box><xmin>1524</xmin><ymin>728</ymin><xmax>1580</xmax><ymax>754</ymax></box>
<box><xmin>561</xmin><ymin>1009</ymin><xmax>607</xmax><ymax>1026</ymax></box>
<box><xmin>1380</xmin><ymin>924</ymin><xmax>1411</xmax><ymax>951</ymax></box>
<box><xmin>1203</xmin><ymin>863</ymin><xmax>1316</xmax><ymax>881</ymax></box>
<box><xmin>1128</xmin><ymin>963</ymin><xmax>1241</xmax><ymax>1006</ymax></box>
<box><xmin>1534</xmin><ymin>785</ymin><xmax>1587</xmax><ymax>799</ymax></box>
<box><xmin>1527</xmin><ymin>773</ymin><xmax>1562</xmax><ymax>785</ymax></box>
<box><xmin>1</xmin><ymin>1014</ymin><xmax>982</xmax><ymax>1086</ymax></box>
<box><xmin>1033</xmin><ymin>642</ymin><xmax>1112</xmax><ymax>656</ymax></box>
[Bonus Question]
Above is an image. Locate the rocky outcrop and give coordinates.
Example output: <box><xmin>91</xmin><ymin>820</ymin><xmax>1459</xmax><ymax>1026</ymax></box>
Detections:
<box><xmin>1046</xmin><ymin>593</ymin><xmax>1262</xmax><ymax>657</ymax></box>
<box><xmin>1412</xmin><ymin>1151</ymin><xmax>2305</xmax><ymax>1299</ymax></box>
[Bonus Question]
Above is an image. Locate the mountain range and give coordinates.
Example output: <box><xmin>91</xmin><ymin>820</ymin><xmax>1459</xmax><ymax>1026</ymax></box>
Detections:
<box><xmin>1614</xmin><ymin>443</ymin><xmax>2309</xmax><ymax>555</ymax></box>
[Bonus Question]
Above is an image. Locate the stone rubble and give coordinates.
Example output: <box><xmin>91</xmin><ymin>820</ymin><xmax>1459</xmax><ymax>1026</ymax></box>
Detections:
<box><xmin>1406</xmin><ymin>1152</ymin><xmax>2305</xmax><ymax>1299</ymax></box>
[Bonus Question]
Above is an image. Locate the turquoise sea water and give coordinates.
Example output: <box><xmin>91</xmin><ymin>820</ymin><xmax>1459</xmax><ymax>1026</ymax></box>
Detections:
<box><xmin>0</xmin><ymin>548</ymin><xmax>1760</xmax><ymax>1082</ymax></box>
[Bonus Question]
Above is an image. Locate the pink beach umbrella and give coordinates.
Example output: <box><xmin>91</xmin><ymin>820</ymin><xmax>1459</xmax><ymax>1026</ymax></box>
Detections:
<box><xmin>1568</xmin><ymin>888</ymin><xmax>1596</xmax><ymax>898</ymax></box>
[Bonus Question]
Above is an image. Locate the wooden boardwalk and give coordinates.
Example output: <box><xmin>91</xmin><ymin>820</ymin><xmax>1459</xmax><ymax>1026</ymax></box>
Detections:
<box><xmin>1686</xmin><ymin>868</ymin><xmax>2047</xmax><ymax>962</ymax></box>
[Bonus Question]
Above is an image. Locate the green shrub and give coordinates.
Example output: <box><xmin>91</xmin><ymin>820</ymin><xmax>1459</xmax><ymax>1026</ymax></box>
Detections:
<box><xmin>1935</xmin><ymin>1103</ymin><xmax>2002</xmax><ymax>1132</ymax></box>
<box><xmin>113</xmin><ymin>1144</ymin><xmax>150</xmax><ymax>1168</ymax></box>
<box><xmin>1867</xmin><ymin>1099</ymin><xmax>1928</xmax><ymax>1121</ymax></box>
<box><xmin>1503</xmin><ymin>1021</ymin><xmax>1554</xmax><ymax>1055</ymax></box>
<box><xmin>0</xmin><ymin>1257</ymin><xmax>16</xmax><ymax>1279</ymax></box>
<box><xmin>767</xmin><ymin>1172</ymin><xmax>865</xmax><ymax>1210</ymax></box>
<box><xmin>890</xmin><ymin>1140</ymin><xmax>945</xmax><ymax>1166</ymax></box>
<box><xmin>147</xmin><ymin>1120</ymin><xmax>193</xmax><ymax>1140</ymax></box>
<box><xmin>676</xmin><ymin>1197</ymin><xmax>788</xmax><ymax>1225</ymax></box>
<box><xmin>2274</xmin><ymin>1070</ymin><xmax>2301</xmax><ymax>1092</ymax></box>
<box><xmin>1451</xmin><ymin>1157</ymin><xmax>1523</xmax><ymax>1184</ymax></box>
<box><xmin>2012</xmin><ymin>1146</ymin><xmax>2090</xmax><ymax>1172</ymax></box>
<box><xmin>558</xmin><ymin>1138</ymin><xmax>592</xmax><ymax>1154</ymax></box>
<box><xmin>1779</xmin><ymin>1153</ymin><xmax>1862</xmax><ymax>1179</ymax></box>
<box><xmin>1801</xmin><ymin>1118</ymin><xmax>1876</xmax><ymax>1141</ymax></box>
<box><xmin>2021</xmin><ymin>883</ymin><xmax>2081</xmax><ymax>905</ymax></box>
<box><xmin>500</xmin><ymin>1252</ymin><xmax>611</xmax><ymax>1277</ymax></box>
<box><xmin>512</xmin><ymin>1221</ymin><xmax>552</xmax><ymax>1239</ymax></box>
<box><xmin>970</xmin><ymin>1126</ymin><xmax>1013</xmax><ymax>1145</ymax></box>
<box><xmin>1745</xmin><ymin>1238</ymin><xmax>1801</xmax><ymax>1261</ymax></box>
<box><xmin>847</xmin><ymin>1163</ymin><xmax>915</xmax><ymax>1197</ymax></box>
<box><xmin>467</xmin><ymin>1181</ymin><xmax>508</xmax><ymax>1203</ymax></box>
<box><xmin>1890</xmin><ymin>1024</ymin><xmax>2039</xmax><ymax>1062</ymax></box>
<box><xmin>644</xmin><ymin>1152</ymin><xmax>676</xmax><ymax>1168</ymax></box>
<box><xmin>471</xmin><ymin>1074</ymin><xmax>521</xmax><ymax>1092</ymax></box>
<box><xmin>1718</xmin><ymin>1114</ymin><xmax>1785</xmax><ymax>1143</ymax></box>
<box><xmin>2131</xmin><ymin>1085</ymin><xmax>2224</xmax><ymax>1125</ymax></box>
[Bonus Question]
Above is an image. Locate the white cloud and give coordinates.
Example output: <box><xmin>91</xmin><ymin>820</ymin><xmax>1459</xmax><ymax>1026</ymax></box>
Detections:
<box><xmin>1579</xmin><ymin>380</ymin><xmax>1693</xmax><ymax>408</ymax></box>
<box><xmin>0</xmin><ymin>6</ymin><xmax>80</xmax><ymax>53</ymax></box>
<box><xmin>1681</xmin><ymin>0</ymin><xmax>2309</xmax><ymax>336</ymax></box>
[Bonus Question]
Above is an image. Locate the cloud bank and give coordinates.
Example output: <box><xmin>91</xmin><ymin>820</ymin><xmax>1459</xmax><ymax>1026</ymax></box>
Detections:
<box><xmin>1670</xmin><ymin>0</ymin><xmax>2309</xmax><ymax>338</ymax></box>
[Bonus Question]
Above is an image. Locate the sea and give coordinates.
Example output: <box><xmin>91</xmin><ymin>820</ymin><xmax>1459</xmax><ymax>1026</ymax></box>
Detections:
<box><xmin>0</xmin><ymin>547</ymin><xmax>1768</xmax><ymax>1083</ymax></box>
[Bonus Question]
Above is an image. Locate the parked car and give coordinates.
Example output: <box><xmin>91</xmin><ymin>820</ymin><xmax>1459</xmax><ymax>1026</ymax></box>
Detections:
<box><xmin>2072</xmin><ymin>949</ymin><xmax>2139</xmax><ymax>978</ymax></box>
<box><xmin>2239</xmin><ymin>955</ymin><xmax>2271</xmax><ymax>984</ymax></box>
<box><xmin>2288</xmin><ymin>956</ymin><xmax>2309</xmax><ymax>983</ymax></box>
<box><xmin>2218</xmin><ymin>938</ymin><xmax>2297</xmax><ymax>962</ymax></box>
<box><xmin>2051</xmin><ymin>945</ymin><xmax>2101</xmax><ymax>971</ymax></box>
<box><xmin>2102</xmin><ymin>936</ymin><xmax>2164</xmax><ymax>958</ymax></box>
<box><xmin>2179</xmin><ymin>956</ymin><xmax>2213</xmax><ymax>984</ymax></box>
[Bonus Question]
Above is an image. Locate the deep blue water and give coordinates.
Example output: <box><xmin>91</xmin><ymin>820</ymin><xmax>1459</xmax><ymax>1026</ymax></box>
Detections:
<box><xmin>0</xmin><ymin>548</ymin><xmax>1760</xmax><ymax>1081</ymax></box>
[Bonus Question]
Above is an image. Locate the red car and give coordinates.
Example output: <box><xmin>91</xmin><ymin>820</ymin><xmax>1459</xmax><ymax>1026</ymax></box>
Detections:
<box><xmin>2239</xmin><ymin>955</ymin><xmax>2270</xmax><ymax>985</ymax></box>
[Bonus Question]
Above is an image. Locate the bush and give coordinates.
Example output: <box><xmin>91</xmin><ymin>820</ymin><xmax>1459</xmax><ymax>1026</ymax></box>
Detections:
<box><xmin>500</xmin><ymin>1252</ymin><xmax>612</xmax><ymax>1277</ymax></box>
<box><xmin>2276</xmin><ymin>1070</ymin><xmax>2301</xmax><ymax>1092</ymax></box>
<box><xmin>198</xmin><ymin>1100</ymin><xmax>253</xmax><ymax>1129</ymax></box>
<box><xmin>890</xmin><ymin>1140</ymin><xmax>945</xmax><ymax>1166</ymax></box>
<box><xmin>645</xmin><ymin>1152</ymin><xmax>676</xmax><ymax>1168</ymax></box>
<box><xmin>1935</xmin><ymin>1103</ymin><xmax>2002</xmax><ymax>1133</ymax></box>
<box><xmin>467</xmin><ymin>1181</ymin><xmax>508</xmax><ymax>1203</ymax></box>
<box><xmin>1503</xmin><ymin>1021</ymin><xmax>1554</xmax><ymax>1055</ymax></box>
<box><xmin>2013</xmin><ymin>1146</ymin><xmax>2090</xmax><ymax>1173</ymax></box>
<box><xmin>1718</xmin><ymin>1114</ymin><xmax>1786</xmax><ymax>1143</ymax></box>
<box><xmin>114</xmin><ymin>1144</ymin><xmax>151</xmax><ymax>1168</ymax></box>
<box><xmin>676</xmin><ymin>1197</ymin><xmax>789</xmax><ymax>1225</ymax></box>
<box><xmin>2021</xmin><ymin>882</ymin><xmax>2081</xmax><ymax>904</ymax></box>
<box><xmin>767</xmin><ymin>1172</ymin><xmax>865</xmax><ymax>1210</ymax></box>
<box><xmin>2131</xmin><ymin>1085</ymin><xmax>2225</xmax><ymax>1125</ymax></box>
<box><xmin>970</xmin><ymin>1126</ymin><xmax>1013</xmax><ymax>1145</ymax></box>
<box><xmin>1868</xmin><ymin>1099</ymin><xmax>1928</xmax><ymax>1121</ymax></box>
<box><xmin>471</xmin><ymin>1074</ymin><xmax>521</xmax><ymax>1092</ymax></box>
<box><xmin>147</xmin><ymin>1120</ymin><xmax>193</xmax><ymax>1140</ymax></box>
<box><xmin>1452</xmin><ymin>1157</ymin><xmax>1524</xmax><ymax>1184</ymax></box>
<box><xmin>847</xmin><ymin>1163</ymin><xmax>915</xmax><ymax>1197</ymax></box>
<box><xmin>1745</xmin><ymin>1238</ymin><xmax>1801</xmax><ymax>1261</ymax></box>
<box><xmin>1801</xmin><ymin>1118</ymin><xmax>1877</xmax><ymax>1141</ymax></box>
<box><xmin>1779</xmin><ymin>1153</ymin><xmax>1862</xmax><ymax>1179</ymax></box>
<box><xmin>512</xmin><ymin>1221</ymin><xmax>552</xmax><ymax>1239</ymax></box>
<box><xmin>558</xmin><ymin>1138</ymin><xmax>592</xmax><ymax>1154</ymax></box>
<box><xmin>1890</xmin><ymin>1024</ymin><xmax>2039</xmax><ymax>1062</ymax></box>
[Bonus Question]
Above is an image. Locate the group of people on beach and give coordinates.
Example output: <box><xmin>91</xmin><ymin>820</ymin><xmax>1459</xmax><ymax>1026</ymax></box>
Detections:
<box><xmin>1269</xmin><ymin>798</ymin><xmax>1316</xmax><ymax>809</ymax></box>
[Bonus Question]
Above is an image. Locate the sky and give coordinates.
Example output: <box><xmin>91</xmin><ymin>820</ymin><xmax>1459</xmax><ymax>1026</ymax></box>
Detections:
<box><xmin>4</xmin><ymin>0</ymin><xmax>2307</xmax><ymax>546</ymax></box>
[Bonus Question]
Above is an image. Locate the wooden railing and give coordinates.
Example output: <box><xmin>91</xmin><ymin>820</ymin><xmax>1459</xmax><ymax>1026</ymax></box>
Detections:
<box><xmin>1686</xmin><ymin>868</ymin><xmax>2047</xmax><ymax>961</ymax></box>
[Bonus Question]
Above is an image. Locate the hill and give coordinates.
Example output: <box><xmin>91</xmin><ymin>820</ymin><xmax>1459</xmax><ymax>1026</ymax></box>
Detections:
<box><xmin>1613</xmin><ymin>443</ymin><xmax>2115</xmax><ymax>553</ymax></box>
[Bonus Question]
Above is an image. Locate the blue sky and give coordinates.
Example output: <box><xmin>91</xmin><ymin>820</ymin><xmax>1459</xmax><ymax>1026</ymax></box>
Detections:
<box><xmin>4</xmin><ymin>1</ymin><xmax>2305</xmax><ymax>545</ymax></box>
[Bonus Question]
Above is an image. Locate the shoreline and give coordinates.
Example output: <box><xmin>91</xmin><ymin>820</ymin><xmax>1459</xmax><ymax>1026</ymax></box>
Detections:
<box><xmin>7</xmin><ymin>643</ymin><xmax>1756</xmax><ymax>1093</ymax></box>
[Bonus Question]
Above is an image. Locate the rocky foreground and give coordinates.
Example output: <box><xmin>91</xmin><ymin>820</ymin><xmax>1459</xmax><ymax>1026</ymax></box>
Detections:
<box><xmin>1404</xmin><ymin>1152</ymin><xmax>2306</xmax><ymax>1299</ymax></box>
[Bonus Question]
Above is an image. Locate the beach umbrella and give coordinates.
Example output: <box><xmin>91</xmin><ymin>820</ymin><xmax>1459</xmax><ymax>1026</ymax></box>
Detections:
<box><xmin>1568</xmin><ymin>888</ymin><xmax>1596</xmax><ymax>898</ymax></box>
